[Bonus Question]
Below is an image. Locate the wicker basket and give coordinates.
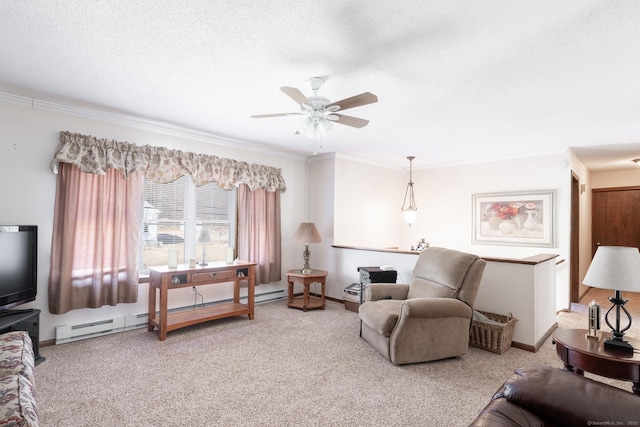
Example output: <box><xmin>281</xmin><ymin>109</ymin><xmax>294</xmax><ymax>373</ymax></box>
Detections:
<box><xmin>469</xmin><ymin>310</ymin><xmax>517</xmax><ymax>354</ymax></box>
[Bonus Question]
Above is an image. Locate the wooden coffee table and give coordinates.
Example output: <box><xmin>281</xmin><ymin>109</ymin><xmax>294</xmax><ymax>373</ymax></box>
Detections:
<box><xmin>552</xmin><ymin>328</ymin><xmax>640</xmax><ymax>395</ymax></box>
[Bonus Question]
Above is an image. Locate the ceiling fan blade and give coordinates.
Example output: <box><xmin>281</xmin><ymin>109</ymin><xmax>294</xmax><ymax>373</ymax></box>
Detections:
<box><xmin>332</xmin><ymin>114</ymin><xmax>370</xmax><ymax>128</ymax></box>
<box><xmin>280</xmin><ymin>86</ymin><xmax>311</xmax><ymax>106</ymax></box>
<box><xmin>250</xmin><ymin>113</ymin><xmax>303</xmax><ymax>118</ymax></box>
<box><xmin>326</xmin><ymin>92</ymin><xmax>378</xmax><ymax>111</ymax></box>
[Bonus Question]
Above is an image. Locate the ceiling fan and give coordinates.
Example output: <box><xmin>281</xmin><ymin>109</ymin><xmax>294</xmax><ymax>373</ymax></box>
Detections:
<box><xmin>250</xmin><ymin>77</ymin><xmax>378</xmax><ymax>139</ymax></box>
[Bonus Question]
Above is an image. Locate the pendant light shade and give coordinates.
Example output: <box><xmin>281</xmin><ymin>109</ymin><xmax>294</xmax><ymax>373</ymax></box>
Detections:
<box><xmin>401</xmin><ymin>156</ymin><xmax>418</xmax><ymax>226</ymax></box>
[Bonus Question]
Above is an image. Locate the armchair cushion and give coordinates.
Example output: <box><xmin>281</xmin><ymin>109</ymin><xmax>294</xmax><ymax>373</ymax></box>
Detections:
<box><xmin>401</xmin><ymin>297</ymin><xmax>472</xmax><ymax>319</ymax></box>
<box><xmin>407</xmin><ymin>247</ymin><xmax>479</xmax><ymax>300</ymax></box>
<box><xmin>364</xmin><ymin>283</ymin><xmax>409</xmax><ymax>302</ymax></box>
<box><xmin>359</xmin><ymin>300</ymin><xmax>403</xmax><ymax>336</ymax></box>
<box><xmin>360</xmin><ymin>298</ymin><xmax>472</xmax><ymax>338</ymax></box>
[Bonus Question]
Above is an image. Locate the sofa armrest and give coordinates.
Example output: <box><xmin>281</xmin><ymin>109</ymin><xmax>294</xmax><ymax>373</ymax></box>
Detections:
<box><xmin>498</xmin><ymin>364</ymin><xmax>640</xmax><ymax>426</ymax></box>
<box><xmin>400</xmin><ymin>297</ymin><xmax>472</xmax><ymax>319</ymax></box>
<box><xmin>364</xmin><ymin>283</ymin><xmax>409</xmax><ymax>302</ymax></box>
<box><xmin>468</xmin><ymin>397</ymin><xmax>547</xmax><ymax>427</ymax></box>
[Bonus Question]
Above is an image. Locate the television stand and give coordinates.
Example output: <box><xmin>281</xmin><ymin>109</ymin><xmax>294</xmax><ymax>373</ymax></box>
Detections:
<box><xmin>0</xmin><ymin>309</ymin><xmax>35</xmax><ymax>318</ymax></box>
<box><xmin>0</xmin><ymin>309</ymin><xmax>43</xmax><ymax>365</ymax></box>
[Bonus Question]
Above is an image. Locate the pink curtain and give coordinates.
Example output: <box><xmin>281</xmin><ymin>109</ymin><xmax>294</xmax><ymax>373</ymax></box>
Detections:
<box><xmin>48</xmin><ymin>163</ymin><xmax>143</xmax><ymax>314</ymax></box>
<box><xmin>237</xmin><ymin>184</ymin><xmax>282</xmax><ymax>285</ymax></box>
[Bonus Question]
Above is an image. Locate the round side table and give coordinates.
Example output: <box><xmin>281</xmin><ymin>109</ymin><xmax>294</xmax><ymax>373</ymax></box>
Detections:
<box><xmin>553</xmin><ymin>328</ymin><xmax>640</xmax><ymax>395</ymax></box>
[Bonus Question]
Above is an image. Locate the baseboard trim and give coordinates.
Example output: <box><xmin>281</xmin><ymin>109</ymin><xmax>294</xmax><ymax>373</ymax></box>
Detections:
<box><xmin>40</xmin><ymin>339</ymin><xmax>55</xmax><ymax>348</ymax></box>
<box><xmin>511</xmin><ymin>322</ymin><xmax>558</xmax><ymax>353</ymax></box>
<box><xmin>510</xmin><ymin>341</ymin><xmax>535</xmax><ymax>352</ymax></box>
<box><xmin>293</xmin><ymin>293</ymin><xmax>344</xmax><ymax>304</ymax></box>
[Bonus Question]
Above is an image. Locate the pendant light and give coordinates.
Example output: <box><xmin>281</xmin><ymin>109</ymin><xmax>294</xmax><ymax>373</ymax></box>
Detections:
<box><xmin>401</xmin><ymin>156</ymin><xmax>418</xmax><ymax>226</ymax></box>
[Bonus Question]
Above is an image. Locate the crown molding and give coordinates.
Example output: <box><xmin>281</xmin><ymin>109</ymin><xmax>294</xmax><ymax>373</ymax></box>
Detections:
<box><xmin>0</xmin><ymin>90</ymin><xmax>309</xmax><ymax>163</ymax></box>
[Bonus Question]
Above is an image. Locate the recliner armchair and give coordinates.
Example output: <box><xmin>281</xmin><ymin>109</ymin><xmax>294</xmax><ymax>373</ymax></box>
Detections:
<box><xmin>358</xmin><ymin>246</ymin><xmax>486</xmax><ymax>365</ymax></box>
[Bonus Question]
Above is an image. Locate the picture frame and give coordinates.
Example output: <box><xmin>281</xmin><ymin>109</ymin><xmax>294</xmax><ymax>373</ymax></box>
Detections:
<box><xmin>472</xmin><ymin>190</ymin><xmax>557</xmax><ymax>247</ymax></box>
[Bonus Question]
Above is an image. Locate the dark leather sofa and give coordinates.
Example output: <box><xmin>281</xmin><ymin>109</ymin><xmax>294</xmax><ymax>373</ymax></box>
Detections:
<box><xmin>469</xmin><ymin>364</ymin><xmax>639</xmax><ymax>426</ymax></box>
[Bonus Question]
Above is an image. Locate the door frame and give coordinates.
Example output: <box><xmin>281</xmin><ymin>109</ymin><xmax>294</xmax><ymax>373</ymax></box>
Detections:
<box><xmin>570</xmin><ymin>171</ymin><xmax>580</xmax><ymax>304</ymax></box>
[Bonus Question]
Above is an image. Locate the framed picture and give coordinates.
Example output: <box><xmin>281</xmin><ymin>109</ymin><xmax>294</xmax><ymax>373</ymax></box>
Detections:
<box><xmin>472</xmin><ymin>190</ymin><xmax>557</xmax><ymax>247</ymax></box>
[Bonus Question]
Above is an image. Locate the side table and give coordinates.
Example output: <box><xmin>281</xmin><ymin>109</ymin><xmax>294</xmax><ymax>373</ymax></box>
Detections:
<box><xmin>287</xmin><ymin>269</ymin><xmax>328</xmax><ymax>311</ymax></box>
<box><xmin>552</xmin><ymin>328</ymin><xmax>640</xmax><ymax>395</ymax></box>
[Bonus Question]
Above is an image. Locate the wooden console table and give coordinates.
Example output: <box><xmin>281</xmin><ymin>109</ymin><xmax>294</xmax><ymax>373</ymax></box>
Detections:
<box><xmin>148</xmin><ymin>261</ymin><xmax>256</xmax><ymax>341</ymax></box>
<box><xmin>553</xmin><ymin>328</ymin><xmax>640</xmax><ymax>395</ymax></box>
<box><xmin>287</xmin><ymin>269</ymin><xmax>327</xmax><ymax>311</ymax></box>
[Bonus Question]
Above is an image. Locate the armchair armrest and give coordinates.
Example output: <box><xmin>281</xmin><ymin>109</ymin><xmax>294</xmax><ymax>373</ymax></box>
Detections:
<box><xmin>364</xmin><ymin>283</ymin><xmax>409</xmax><ymax>302</ymax></box>
<box><xmin>400</xmin><ymin>297</ymin><xmax>472</xmax><ymax>319</ymax></box>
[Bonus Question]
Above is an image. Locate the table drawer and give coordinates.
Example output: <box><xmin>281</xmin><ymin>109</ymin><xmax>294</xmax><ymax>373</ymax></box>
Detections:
<box><xmin>191</xmin><ymin>270</ymin><xmax>235</xmax><ymax>283</ymax></box>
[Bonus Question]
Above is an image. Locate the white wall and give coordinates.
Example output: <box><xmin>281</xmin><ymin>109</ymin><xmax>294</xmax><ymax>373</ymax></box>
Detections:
<box><xmin>591</xmin><ymin>168</ymin><xmax>640</xmax><ymax>188</ymax></box>
<box><xmin>313</xmin><ymin>153</ymin><xmax>574</xmax><ymax>313</ymax></box>
<box><xmin>0</xmin><ymin>101</ymin><xmax>309</xmax><ymax>341</ymax></box>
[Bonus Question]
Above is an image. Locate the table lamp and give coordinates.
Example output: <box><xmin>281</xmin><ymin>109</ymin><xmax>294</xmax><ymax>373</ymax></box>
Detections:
<box><xmin>197</xmin><ymin>228</ymin><xmax>212</xmax><ymax>266</ymax></box>
<box><xmin>293</xmin><ymin>222</ymin><xmax>322</xmax><ymax>274</ymax></box>
<box><xmin>582</xmin><ymin>246</ymin><xmax>640</xmax><ymax>353</ymax></box>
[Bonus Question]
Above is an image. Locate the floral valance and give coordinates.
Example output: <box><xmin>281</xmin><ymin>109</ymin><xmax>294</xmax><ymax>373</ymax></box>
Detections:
<box><xmin>52</xmin><ymin>131</ymin><xmax>287</xmax><ymax>192</ymax></box>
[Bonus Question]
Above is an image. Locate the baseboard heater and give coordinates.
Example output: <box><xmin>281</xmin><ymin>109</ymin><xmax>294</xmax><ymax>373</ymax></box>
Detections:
<box><xmin>55</xmin><ymin>289</ymin><xmax>285</xmax><ymax>345</ymax></box>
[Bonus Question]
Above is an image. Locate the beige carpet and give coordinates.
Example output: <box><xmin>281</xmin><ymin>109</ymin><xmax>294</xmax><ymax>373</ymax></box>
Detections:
<box><xmin>35</xmin><ymin>300</ymin><xmax>638</xmax><ymax>427</ymax></box>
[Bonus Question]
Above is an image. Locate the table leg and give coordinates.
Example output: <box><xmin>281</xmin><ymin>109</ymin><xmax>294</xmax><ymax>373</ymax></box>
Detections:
<box><xmin>247</xmin><ymin>266</ymin><xmax>255</xmax><ymax>320</ymax></box>
<box><xmin>159</xmin><ymin>284</ymin><xmax>168</xmax><ymax>341</ymax></box>
<box><xmin>147</xmin><ymin>283</ymin><xmax>156</xmax><ymax>332</ymax></box>
<box><xmin>233</xmin><ymin>277</ymin><xmax>240</xmax><ymax>303</ymax></box>
<box><xmin>321</xmin><ymin>279</ymin><xmax>326</xmax><ymax>310</ymax></box>
<box><xmin>288</xmin><ymin>280</ymin><xmax>294</xmax><ymax>307</ymax></box>
<box><xmin>303</xmin><ymin>283</ymin><xmax>310</xmax><ymax>312</ymax></box>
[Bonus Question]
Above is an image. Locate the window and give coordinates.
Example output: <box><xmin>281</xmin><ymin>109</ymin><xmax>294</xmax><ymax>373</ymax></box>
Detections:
<box><xmin>139</xmin><ymin>176</ymin><xmax>237</xmax><ymax>274</ymax></box>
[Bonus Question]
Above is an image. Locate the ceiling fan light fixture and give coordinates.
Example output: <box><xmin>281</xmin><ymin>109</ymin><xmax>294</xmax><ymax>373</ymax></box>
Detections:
<box><xmin>317</xmin><ymin>118</ymin><xmax>333</xmax><ymax>134</ymax></box>
<box><xmin>251</xmin><ymin>77</ymin><xmax>378</xmax><ymax>147</ymax></box>
<box><xmin>308</xmin><ymin>123</ymin><xmax>321</xmax><ymax>140</ymax></box>
<box><xmin>632</xmin><ymin>158</ymin><xmax>640</xmax><ymax>166</ymax></box>
<box><xmin>299</xmin><ymin>117</ymin><xmax>314</xmax><ymax>135</ymax></box>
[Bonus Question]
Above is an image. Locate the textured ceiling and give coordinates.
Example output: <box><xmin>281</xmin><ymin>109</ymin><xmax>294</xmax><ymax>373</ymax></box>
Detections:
<box><xmin>2</xmin><ymin>1</ymin><xmax>640</xmax><ymax>171</ymax></box>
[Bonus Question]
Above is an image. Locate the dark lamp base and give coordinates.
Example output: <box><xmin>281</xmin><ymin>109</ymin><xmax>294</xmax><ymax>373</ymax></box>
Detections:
<box><xmin>604</xmin><ymin>337</ymin><xmax>634</xmax><ymax>354</ymax></box>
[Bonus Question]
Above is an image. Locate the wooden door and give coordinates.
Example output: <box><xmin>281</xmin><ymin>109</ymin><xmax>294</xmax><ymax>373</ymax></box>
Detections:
<box><xmin>592</xmin><ymin>187</ymin><xmax>640</xmax><ymax>255</ymax></box>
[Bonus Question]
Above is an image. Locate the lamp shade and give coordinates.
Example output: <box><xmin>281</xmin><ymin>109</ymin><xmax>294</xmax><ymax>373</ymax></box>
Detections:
<box><xmin>583</xmin><ymin>246</ymin><xmax>640</xmax><ymax>292</ymax></box>
<box><xmin>402</xmin><ymin>207</ymin><xmax>417</xmax><ymax>225</ymax></box>
<box><xmin>197</xmin><ymin>228</ymin><xmax>212</xmax><ymax>244</ymax></box>
<box><xmin>293</xmin><ymin>222</ymin><xmax>322</xmax><ymax>244</ymax></box>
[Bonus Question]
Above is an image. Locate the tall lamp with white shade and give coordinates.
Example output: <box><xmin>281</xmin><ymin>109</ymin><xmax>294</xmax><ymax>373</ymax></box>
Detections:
<box><xmin>582</xmin><ymin>245</ymin><xmax>640</xmax><ymax>353</ymax></box>
<box><xmin>293</xmin><ymin>222</ymin><xmax>322</xmax><ymax>274</ymax></box>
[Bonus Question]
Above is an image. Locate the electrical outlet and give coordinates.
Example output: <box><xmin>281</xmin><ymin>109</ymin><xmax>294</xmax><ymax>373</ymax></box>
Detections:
<box><xmin>191</xmin><ymin>286</ymin><xmax>196</xmax><ymax>294</ymax></box>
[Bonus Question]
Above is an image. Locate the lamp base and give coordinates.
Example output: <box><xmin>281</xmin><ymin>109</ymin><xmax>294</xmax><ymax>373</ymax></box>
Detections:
<box><xmin>604</xmin><ymin>337</ymin><xmax>634</xmax><ymax>354</ymax></box>
<box><xmin>300</xmin><ymin>244</ymin><xmax>313</xmax><ymax>275</ymax></box>
<box><xmin>199</xmin><ymin>243</ymin><xmax>207</xmax><ymax>267</ymax></box>
<box><xmin>602</xmin><ymin>290</ymin><xmax>634</xmax><ymax>354</ymax></box>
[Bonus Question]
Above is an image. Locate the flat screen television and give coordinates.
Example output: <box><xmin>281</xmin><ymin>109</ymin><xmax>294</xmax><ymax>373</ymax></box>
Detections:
<box><xmin>0</xmin><ymin>225</ymin><xmax>37</xmax><ymax>312</ymax></box>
